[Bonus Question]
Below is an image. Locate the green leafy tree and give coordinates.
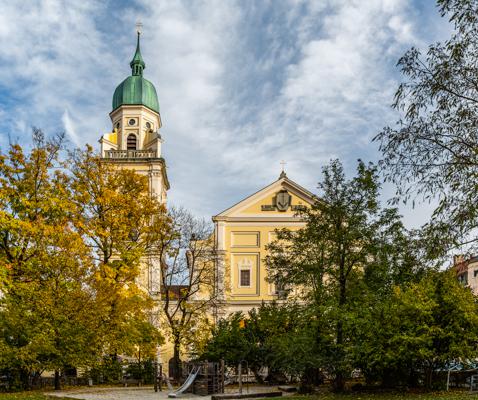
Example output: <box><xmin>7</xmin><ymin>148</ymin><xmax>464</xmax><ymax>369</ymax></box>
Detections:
<box><xmin>265</xmin><ymin>159</ymin><xmax>407</xmax><ymax>391</ymax></box>
<box><xmin>354</xmin><ymin>270</ymin><xmax>478</xmax><ymax>389</ymax></box>
<box><xmin>203</xmin><ymin>302</ymin><xmax>306</xmax><ymax>384</ymax></box>
<box><xmin>202</xmin><ymin>312</ymin><xmax>250</xmax><ymax>367</ymax></box>
<box><xmin>374</xmin><ymin>0</ymin><xmax>478</xmax><ymax>256</ymax></box>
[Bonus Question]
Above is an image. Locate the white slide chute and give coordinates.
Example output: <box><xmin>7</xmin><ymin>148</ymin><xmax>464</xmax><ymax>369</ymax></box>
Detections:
<box><xmin>168</xmin><ymin>367</ymin><xmax>200</xmax><ymax>398</ymax></box>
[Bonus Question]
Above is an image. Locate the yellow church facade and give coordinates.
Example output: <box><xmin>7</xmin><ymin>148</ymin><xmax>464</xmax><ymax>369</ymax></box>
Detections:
<box><xmin>213</xmin><ymin>172</ymin><xmax>315</xmax><ymax>315</ymax></box>
<box><xmin>98</xmin><ymin>30</ymin><xmax>316</xmax><ymax>368</ymax></box>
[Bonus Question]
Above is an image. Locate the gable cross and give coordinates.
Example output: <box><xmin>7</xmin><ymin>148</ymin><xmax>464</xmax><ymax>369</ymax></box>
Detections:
<box><xmin>280</xmin><ymin>160</ymin><xmax>287</xmax><ymax>172</ymax></box>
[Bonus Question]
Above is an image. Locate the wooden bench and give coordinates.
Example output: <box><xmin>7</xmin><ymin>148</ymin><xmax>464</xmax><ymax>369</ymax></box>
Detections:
<box><xmin>122</xmin><ymin>378</ymin><xmax>143</xmax><ymax>387</ymax></box>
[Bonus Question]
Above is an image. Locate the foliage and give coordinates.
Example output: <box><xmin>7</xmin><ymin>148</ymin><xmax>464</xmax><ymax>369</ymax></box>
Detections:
<box><xmin>0</xmin><ymin>131</ymin><xmax>165</xmax><ymax>389</ymax></box>
<box><xmin>154</xmin><ymin>207</ymin><xmax>220</xmax><ymax>378</ymax></box>
<box><xmin>124</xmin><ymin>359</ymin><xmax>155</xmax><ymax>383</ymax></box>
<box><xmin>203</xmin><ymin>312</ymin><xmax>250</xmax><ymax>366</ymax></box>
<box><xmin>265</xmin><ymin>159</ymin><xmax>411</xmax><ymax>391</ymax></box>
<box><xmin>87</xmin><ymin>356</ymin><xmax>122</xmax><ymax>384</ymax></box>
<box><xmin>0</xmin><ymin>131</ymin><xmax>99</xmax><ymax>388</ymax></box>
<box><xmin>203</xmin><ymin>302</ymin><xmax>310</xmax><ymax>383</ymax></box>
<box><xmin>354</xmin><ymin>270</ymin><xmax>478</xmax><ymax>388</ymax></box>
<box><xmin>374</xmin><ymin>0</ymin><xmax>478</xmax><ymax>257</ymax></box>
<box><xmin>69</xmin><ymin>146</ymin><xmax>165</xmax><ymax>358</ymax></box>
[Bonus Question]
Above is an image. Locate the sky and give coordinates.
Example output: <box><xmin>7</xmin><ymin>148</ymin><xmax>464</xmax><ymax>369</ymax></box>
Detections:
<box><xmin>0</xmin><ymin>0</ymin><xmax>451</xmax><ymax>227</ymax></box>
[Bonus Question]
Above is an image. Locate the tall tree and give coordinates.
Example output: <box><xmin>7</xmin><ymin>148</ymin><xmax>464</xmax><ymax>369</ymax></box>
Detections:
<box><xmin>374</xmin><ymin>0</ymin><xmax>478</xmax><ymax>256</ymax></box>
<box><xmin>0</xmin><ymin>134</ymin><xmax>168</xmax><ymax>389</ymax></box>
<box><xmin>68</xmin><ymin>146</ymin><xmax>165</xmax><ymax>358</ymax></box>
<box><xmin>265</xmin><ymin>159</ymin><xmax>404</xmax><ymax>391</ymax></box>
<box><xmin>0</xmin><ymin>130</ymin><xmax>98</xmax><ymax>389</ymax></box>
<box><xmin>153</xmin><ymin>207</ymin><xmax>220</xmax><ymax>379</ymax></box>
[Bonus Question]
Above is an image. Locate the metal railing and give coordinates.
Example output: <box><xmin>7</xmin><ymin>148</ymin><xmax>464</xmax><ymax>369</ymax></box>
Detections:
<box><xmin>104</xmin><ymin>149</ymin><xmax>157</xmax><ymax>159</ymax></box>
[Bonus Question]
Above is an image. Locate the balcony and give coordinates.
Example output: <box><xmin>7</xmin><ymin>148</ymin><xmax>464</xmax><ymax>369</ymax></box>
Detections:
<box><xmin>104</xmin><ymin>149</ymin><xmax>158</xmax><ymax>159</ymax></box>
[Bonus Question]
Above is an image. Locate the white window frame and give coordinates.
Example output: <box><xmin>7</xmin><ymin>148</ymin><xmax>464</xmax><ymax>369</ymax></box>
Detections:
<box><xmin>238</xmin><ymin>259</ymin><xmax>252</xmax><ymax>288</ymax></box>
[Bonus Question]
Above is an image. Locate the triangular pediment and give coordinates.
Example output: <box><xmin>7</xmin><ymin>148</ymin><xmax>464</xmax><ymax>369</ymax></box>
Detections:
<box><xmin>213</xmin><ymin>175</ymin><xmax>316</xmax><ymax>221</ymax></box>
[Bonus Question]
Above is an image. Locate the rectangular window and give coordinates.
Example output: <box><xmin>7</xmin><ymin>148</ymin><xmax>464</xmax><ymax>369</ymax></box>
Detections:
<box><xmin>240</xmin><ymin>269</ymin><xmax>251</xmax><ymax>287</ymax></box>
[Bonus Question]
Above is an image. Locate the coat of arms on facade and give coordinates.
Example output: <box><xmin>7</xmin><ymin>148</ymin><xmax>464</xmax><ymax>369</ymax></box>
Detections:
<box><xmin>275</xmin><ymin>189</ymin><xmax>291</xmax><ymax>211</ymax></box>
<box><xmin>261</xmin><ymin>189</ymin><xmax>292</xmax><ymax>212</ymax></box>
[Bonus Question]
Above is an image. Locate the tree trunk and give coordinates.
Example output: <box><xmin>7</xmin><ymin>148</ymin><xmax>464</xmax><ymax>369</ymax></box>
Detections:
<box><xmin>425</xmin><ymin>365</ymin><xmax>433</xmax><ymax>390</ymax></box>
<box><xmin>333</xmin><ymin>276</ymin><xmax>347</xmax><ymax>392</ymax></box>
<box><xmin>252</xmin><ymin>366</ymin><xmax>264</xmax><ymax>384</ymax></box>
<box><xmin>54</xmin><ymin>370</ymin><xmax>61</xmax><ymax>391</ymax></box>
<box><xmin>171</xmin><ymin>338</ymin><xmax>181</xmax><ymax>381</ymax></box>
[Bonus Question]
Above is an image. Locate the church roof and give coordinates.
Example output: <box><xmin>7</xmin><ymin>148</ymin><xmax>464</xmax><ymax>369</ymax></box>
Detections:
<box><xmin>213</xmin><ymin>172</ymin><xmax>316</xmax><ymax>221</ymax></box>
<box><xmin>112</xmin><ymin>33</ymin><xmax>159</xmax><ymax>113</ymax></box>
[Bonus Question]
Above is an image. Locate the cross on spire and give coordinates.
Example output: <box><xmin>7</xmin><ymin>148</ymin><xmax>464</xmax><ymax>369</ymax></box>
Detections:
<box><xmin>131</xmin><ymin>21</ymin><xmax>145</xmax><ymax>76</ymax></box>
<box><xmin>136</xmin><ymin>21</ymin><xmax>143</xmax><ymax>35</ymax></box>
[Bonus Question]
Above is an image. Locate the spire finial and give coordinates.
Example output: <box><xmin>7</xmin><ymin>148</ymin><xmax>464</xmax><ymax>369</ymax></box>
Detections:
<box><xmin>279</xmin><ymin>160</ymin><xmax>287</xmax><ymax>179</ymax></box>
<box><xmin>131</xmin><ymin>21</ymin><xmax>145</xmax><ymax>76</ymax></box>
<box><xmin>136</xmin><ymin>21</ymin><xmax>143</xmax><ymax>35</ymax></box>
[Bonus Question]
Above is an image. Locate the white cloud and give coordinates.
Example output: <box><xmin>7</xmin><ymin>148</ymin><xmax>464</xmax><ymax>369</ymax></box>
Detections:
<box><xmin>0</xmin><ymin>0</ymin><xmax>449</xmax><ymax>228</ymax></box>
<box><xmin>62</xmin><ymin>109</ymin><xmax>80</xmax><ymax>147</ymax></box>
<box><xmin>199</xmin><ymin>0</ymin><xmax>422</xmax><ymax>196</ymax></box>
<box><xmin>0</xmin><ymin>0</ymin><xmax>118</xmax><ymax>144</ymax></box>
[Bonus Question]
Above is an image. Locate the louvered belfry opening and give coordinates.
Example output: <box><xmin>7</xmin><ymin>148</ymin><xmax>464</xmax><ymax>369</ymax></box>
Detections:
<box><xmin>127</xmin><ymin>134</ymin><xmax>137</xmax><ymax>150</ymax></box>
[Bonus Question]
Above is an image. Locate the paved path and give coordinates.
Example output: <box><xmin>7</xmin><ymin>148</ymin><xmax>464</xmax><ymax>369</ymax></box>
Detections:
<box><xmin>46</xmin><ymin>385</ymin><xmax>285</xmax><ymax>400</ymax></box>
<box><xmin>46</xmin><ymin>386</ymin><xmax>207</xmax><ymax>400</ymax></box>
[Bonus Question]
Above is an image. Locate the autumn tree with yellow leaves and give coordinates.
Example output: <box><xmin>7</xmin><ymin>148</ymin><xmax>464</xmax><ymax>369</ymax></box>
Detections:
<box><xmin>0</xmin><ymin>130</ymin><xmax>166</xmax><ymax>389</ymax></box>
<box><xmin>69</xmin><ymin>146</ymin><xmax>165</xmax><ymax>359</ymax></box>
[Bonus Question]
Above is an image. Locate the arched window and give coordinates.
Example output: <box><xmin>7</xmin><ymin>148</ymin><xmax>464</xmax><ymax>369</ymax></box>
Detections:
<box><xmin>127</xmin><ymin>134</ymin><xmax>137</xmax><ymax>150</ymax></box>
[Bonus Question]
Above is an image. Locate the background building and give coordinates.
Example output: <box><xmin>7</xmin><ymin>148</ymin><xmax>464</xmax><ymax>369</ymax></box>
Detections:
<box><xmin>453</xmin><ymin>255</ymin><xmax>478</xmax><ymax>294</ymax></box>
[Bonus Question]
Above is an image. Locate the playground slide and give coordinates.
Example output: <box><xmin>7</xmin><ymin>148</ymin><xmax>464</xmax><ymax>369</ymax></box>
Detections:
<box><xmin>168</xmin><ymin>367</ymin><xmax>200</xmax><ymax>398</ymax></box>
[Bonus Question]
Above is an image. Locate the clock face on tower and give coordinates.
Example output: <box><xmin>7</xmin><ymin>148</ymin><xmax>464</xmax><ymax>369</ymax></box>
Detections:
<box><xmin>145</xmin><ymin>122</ymin><xmax>151</xmax><ymax>129</ymax></box>
<box><xmin>128</xmin><ymin>118</ymin><xmax>136</xmax><ymax>126</ymax></box>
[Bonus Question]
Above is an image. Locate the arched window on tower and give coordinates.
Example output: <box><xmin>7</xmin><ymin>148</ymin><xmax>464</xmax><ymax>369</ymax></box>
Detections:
<box><xmin>127</xmin><ymin>134</ymin><xmax>137</xmax><ymax>150</ymax></box>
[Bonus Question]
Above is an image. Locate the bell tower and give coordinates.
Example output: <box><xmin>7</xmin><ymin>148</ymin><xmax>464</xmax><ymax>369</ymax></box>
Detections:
<box><xmin>99</xmin><ymin>26</ymin><xmax>169</xmax><ymax>203</ymax></box>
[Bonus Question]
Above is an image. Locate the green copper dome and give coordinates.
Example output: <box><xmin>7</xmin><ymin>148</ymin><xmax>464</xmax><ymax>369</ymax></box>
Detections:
<box><xmin>112</xmin><ymin>33</ymin><xmax>160</xmax><ymax>113</ymax></box>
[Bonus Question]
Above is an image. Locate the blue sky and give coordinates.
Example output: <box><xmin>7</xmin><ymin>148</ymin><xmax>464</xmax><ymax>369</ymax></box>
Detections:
<box><xmin>0</xmin><ymin>0</ymin><xmax>450</xmax><ymax>226</ymax></box>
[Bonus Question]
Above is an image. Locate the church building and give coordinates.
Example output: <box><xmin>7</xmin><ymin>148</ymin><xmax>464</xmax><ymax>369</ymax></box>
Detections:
<box><xmin>99</xmin><ymin>30</ymin><xmax>169</xmax><ymax>205</ymax></box>
<box><xmin>100</xmin><ymin>30</ymin><xmax>316</xmax><ymax>365</ymax></box>
<box><xmin>213</xmin><ymin>172</ymin><xmax>315</xmax><ymax>316</ymax></box>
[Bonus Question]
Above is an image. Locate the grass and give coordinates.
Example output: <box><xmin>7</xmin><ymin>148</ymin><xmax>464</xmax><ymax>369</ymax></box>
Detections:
<box><xmin>0</xmin><ymin>394</ymin><xmax>71</xmax><ymax>400</ymax></box>
<box><xmin>1</xmin><ymin>390</ymin><xmax>478</xmax><ymax>400</ymax></box>
<box><xmin>282</xmin><ymin>392</ymin><xmax>478</xmax><ymax>400</ymax></box>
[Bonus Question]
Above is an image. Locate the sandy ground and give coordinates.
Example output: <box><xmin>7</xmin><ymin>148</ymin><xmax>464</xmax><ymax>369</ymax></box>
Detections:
<box><xmin>46</xmin><ymin>385</ymin><xmax>286</xmax><ymax>400</ymax></box>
